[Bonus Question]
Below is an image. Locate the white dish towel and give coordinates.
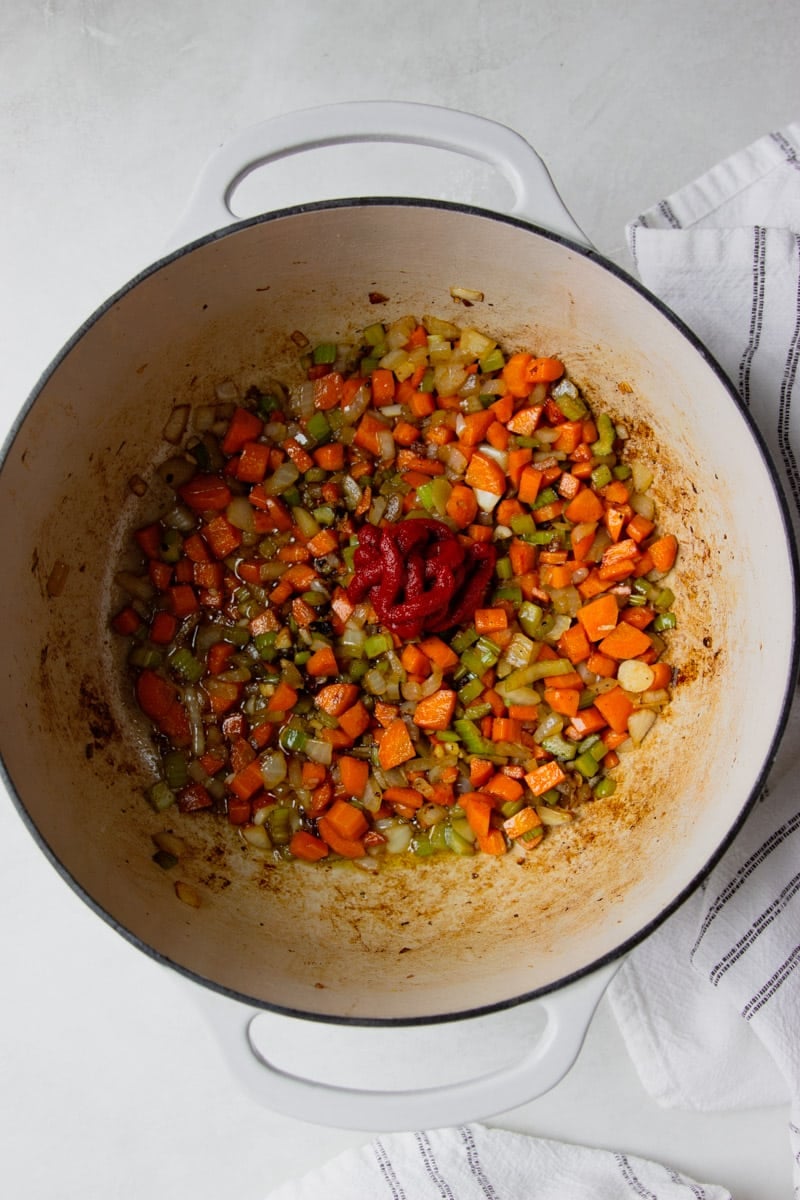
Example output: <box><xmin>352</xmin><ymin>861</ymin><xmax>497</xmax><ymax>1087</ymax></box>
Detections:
<box><xmin>265</xmin><ymin>123</ymin><xmax>800</xmax><ymax>1199</ymax></box>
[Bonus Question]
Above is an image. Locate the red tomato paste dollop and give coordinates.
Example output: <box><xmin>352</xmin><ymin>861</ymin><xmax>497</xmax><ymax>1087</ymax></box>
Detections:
<box><xmin>347</xmin><ymin>518</ymin><xmax>497</xmax><ymax>640</ymax></box>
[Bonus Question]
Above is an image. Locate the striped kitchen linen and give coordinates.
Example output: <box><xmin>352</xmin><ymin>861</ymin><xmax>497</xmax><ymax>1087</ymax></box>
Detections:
<box><xmin>265</xmin><ymin>1124</ymin><xmax>732</xmax><ymax>1198</ymax></box>
<box><xmin>608</xmin><ymin>118</ymin><xmax>800</xmax><ymax>1186</ymax></box>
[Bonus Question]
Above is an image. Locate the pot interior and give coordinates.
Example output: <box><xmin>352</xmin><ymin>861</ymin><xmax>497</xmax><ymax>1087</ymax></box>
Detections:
<box><xmin>0</xmin><ymin>202</ymin><xmax>795</xmax><ymax>1021</ymax></box>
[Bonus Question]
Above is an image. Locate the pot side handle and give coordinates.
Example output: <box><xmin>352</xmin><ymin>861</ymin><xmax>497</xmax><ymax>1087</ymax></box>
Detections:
<box><xmin>168</xmin><ymin>101</ymin><xmax>588</xmax><ymax>250</ymax></box>
<box><xmin>192</xmin><ymin>960</ymin><xmax>618</xmax><ymax>1131</ymax></box>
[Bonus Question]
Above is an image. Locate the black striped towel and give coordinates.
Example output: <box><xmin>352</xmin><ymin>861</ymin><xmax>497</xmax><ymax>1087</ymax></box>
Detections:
<box><xmin>608</xmin><ymin>119</ymin><xmax>800</xmax><ymax>1188</ymax></box>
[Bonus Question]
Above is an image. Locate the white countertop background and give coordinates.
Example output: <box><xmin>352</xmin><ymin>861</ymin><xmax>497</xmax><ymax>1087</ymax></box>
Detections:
<box><xmin>1</xmin><ymin>2</ymin><xmax>797</xmax><ymax>1196</ymax></box>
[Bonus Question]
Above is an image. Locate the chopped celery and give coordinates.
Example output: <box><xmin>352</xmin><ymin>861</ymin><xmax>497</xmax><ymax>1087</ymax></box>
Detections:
<box><xmin>510</xmin><ymin>512</ymin><xmax>536</xmax><ymax>537</ymax></box>
<box><xmin>492</xmin><ymin>586</ymin><xmax>523</xmax><ymax>605</ymax></box>
<box><xmin>613</xmin><ymin>463</ymin><xmax>632</xmax><ymax>480</ymax></box>
<box><xmin>307</xmin><ymin>415</ymin><xmax>331</xmax><ymax>448</ymax></box>
<box><xmin>532</xmin><ymin>486</ymin><xmax>558</xmax><ymax>511</ymax></box>
<box><xmin>363</xmin><ymin>322</ymin><xmax>386</xmax><ymax>346</ymax></box>
<box><xmin>279</xmin><ymin>720</ymin><xmax>307</xmax><ymax>752</ymax></box>
<box><xmin>592</xmin><ymin>413</ymin><xmax>615</xmax><ymax>456</ymax></box>
<box><xmin>457</xmin><ymin>676</ymin><xmax>484</xmax><ymax>705</ymax></box>
<box><xmin>653</xmin><ymin>587</ymin><xmax>675</xmax><ymax>612</ymax></box>
<box><xmin>146</xmin><ymin>781</ymin><xmax>174</xmax><ymax>812</ymax></box>
<box><xmin>163</xmin><ymin>750</ymin><xmax>189</xmax><ymax>789</ymax></box>
<box><xmin>254</xmin><ymin>632</ymin><xmax>278</xmax><ymax>661</ymax></box>
<box><xmin>311</xmin><ymin>504</ymin><xmax>336</xmax><ymax>526</ymax></box>
<box><xmin>553</xmin><ymin>391</ymin><xmax>588</xmax><ymax>421</ymax></box>
<box><xmin>574</xmin><ymin>750</ymin><xmax>601</xmax><ymax>779</ymax></box>
<box><xmin>445</xmin><ymin>822</ymin><xmax>475</xmax><ymax>855</ymax></box>
<box><xmin>312</xmin><ymin>343</ymin><xmax>337</xmax><ymax>365</ymax></box>
<box><xmin>463</xmin><ymin>701</ymin><xmax>493</xmax><ymax>720</ymax></box>
<box><xmin>412</xmin><ymin>830</ymin><xmax>436</xmax><ymax>856</ymax></box>
<box><xmin>494</xmin><ymin>556</ymin><xmax>513</xmax><ymax>581</ymax></box>
<box><xmin>451</xmin><ymin>626</ymin><xmax>478</xmax><ymax>654</ymax></box>
<box><xmin>653</xmin><ymin>612</ymin><xmax>677</xmax><ymax>631</ymax></box>
<box><xmin>479</xmin><ymin>347</ymin><xmax>505</xmax><ymax>374</ymax></box>
<box><xmin>364</xmin><ymin>633</ymin><xmax>392</xmax><ymax>658</ymax></box>
<box><xmin>590</xmin><ymin>465</ymin><xmax>612</xmax><ymax>490</ymax></box>
<box><xmin>159</xmin><ymin>528</ymin><xmax>183</xmax><ymax>564</ymax></box>
<box><xmin>540</xmin><ymin>734</ymin><xmax>577</xmax><ymax>761</ymax></box>
<box><xmin>453</xmin><ymin>718</ymin><xmax>492</xmax><ymax>756</ymax></box>
<box><xmin>128</xmin><ymin>645</ymin><xmax>163</xmax><ymax>669</ymax></box>
<box><xmin>517</xmin><ymin>602</ymin><xmax>544</xmax><ymax>637</ymax></box>
<box><xmin>593</xmin><ymin>776</ymin><xmax>617</xmax><ymax>799</ymax></box>
<box><xmin>168</xmin><ymin>647</ymin><xmax>204</xmax><ymax>683</ymax></box>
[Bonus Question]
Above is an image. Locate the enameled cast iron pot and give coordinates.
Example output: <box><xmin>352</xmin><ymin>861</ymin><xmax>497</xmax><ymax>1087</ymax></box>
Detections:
<box><xmin>0</xmin><ymin>104</ymin><xmax>796</xmax><ymax>1128</ymax></box>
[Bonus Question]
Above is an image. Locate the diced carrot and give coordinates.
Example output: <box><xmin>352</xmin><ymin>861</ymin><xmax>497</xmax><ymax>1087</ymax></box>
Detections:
<box><xmin>353</xmin><ymin>410</ymin><xmax>389</xmax><ymax>455</ymax></box>
<box><xmin>291</xmin><ymin>596</ymin><xmax>318</xmax><ymax>627</ymax></box>
<box><xmin>221</xmin><ymin>407</ymin><xmax>264</xmax><ymax>455</ymax></box>
<box><xmin>476</xmin><ymin>828</ymin><xmax>507</xmax><ymax>855</ymax></box>
<box><xmin>313</xmin><ymin>442</ymin><xmax>346</xmax><ymax>472</ymax></box>
<box><xmin>373</xmin><ymin>700</ymin><xmax>400</xmax><ymax>728</ymax></box>
<box><xmin>418</xmin><ymin>636</ymin><xmax>459</xmax><ymax>672</ymax></box>
<box><xmin>484</xmin><ymin>773</ymin><xmax>524</xmax><ymax>803</ymax></box>
<box><xmin>317</xmin><ymin>815</ymin><xmax>365</xmax><ymax>859</ymax></box>
<box><xmin>459</xmin><ymin>410</ymin><xmax>496</xmax><ymax>445</ymax></box>
<box><xmin>203</xmin><ymin>514</ymin><xmax>243</xmax><ymax>559</ymax></box>
<box><xmin>340</xmin><ymin>753</ymin><xmax>371</xmax><ymax>801</ymax></box>
<box><xmin>445</xmin><ymin>484</ymin><xmax>478</xmax><ymax>528</ymax></box>
<box><xmin>338</xmin><ymin>700</ymin><xmax>371</xmax><ymax>740</ymax></box>
<box><xmin>469</xmin><ymin>758</ymin><xmax>495</xmax><ymax>789</ymax></box>
<box><xmin>517</xmin><ymin>465</ymin><xmax>544</xmax><ymax>505</ymax></box>
<box><xmin>463</xmin><ymin>794</ymin><xmax>492</xmax><ymax>838</ymax></box>
<box><xmin>400</xmin><ymin>643</ymin><xmax>431</xmax><ymax>677</ymax></box>
<box><xmin>554</xmin><ymin>421</ymin><xmax>583</xmax><ymax>454</ymax></box>
<box><xmin>648</xmin><ymin>534</ymin><xmax>678</xmax><ymax>573</ymax></box>
<box><xmin>305</xmin><ymin>645</ymin><xmax>338</xmax><ymax>677</ymax></box>
<box><xmin>393</xmin><ymin>419</ymin><xmax>420</xmax><ymax>446</ymax></box>
<box><xmin>178</xmin><ymin>474</ymin><xmax>233</xmax><ymax>512</ymax></box>
<box><xmin>627</xmin><ymin>512</ymin><xmax>656</xmax><ymax>543</ymax></box>
<box><xmin>408</xmin><ymin>391</ymin><xmax>436</xmax><ymax>418</ymax></box>
<box><xmin>312</xmin><ymin>371</ymin><xmax>344</xmax><ymax>411</ymax></box>
<box><xmin>111</xmin><ymin>605</ymin><xmax>142</xmax><ymax>636</ymax></box>
<box><xmin>378</xmin><ymin>717</ymin><xmax>416</xmax><ymax>770</ymax></box>
<box><xmin>557</xmin><ymin>621</ymin><xmax>591</xmax><ymax>664</ymax></box>
<box><xmin>207</xmin><ymin>640</ymin><xmax>236</xmax><ymax>676</ymax></box>
<box><xmin>382</xmin><ymin>786</ymin><xmax>425</xmax><ymax>811</ymax></box>
<box><xmin>587</xmin><ymin>650</ymin><xmax>618</xmax><ymax>678</ymax></box>
<box><xmin>566</xmin><ymin>706</ymin><xmax>608</xmax><ymax>737</ymax></box>
<box><xmin>491</xmin><ymin>717</ymin><xmax>523</xmax><ymax>744</ymax></box>
<box><xmin>577</xmin><ymin>569</ymin><xmax>614</xmax><ymax>600</ymax></box>
<box><xmin>576</xmin><ymin>593</ymin><xmax>619</xmax><ymax>642</ymax></box>
<box><xmin>413</xmin><ymin>689</ymin><xmax>457</xmax><ymax>731</ymax></box>
<box><xmin>136</xmin><ymin>669</ymin><xmax>176</xmax><ymax>722</ymax></box>
<box><xmin>603</xmin><ymin>505</ymin><xmax>628</xmax><ymax>543</ymax></box>
<box><xmin>507</xmin><ymin>704</ymin><xmax>541</xmax><ymax>721</ymax></box>
<box><xmin>149</xmin><ymin>610</ymin><xmax>178</xmax><ymax>645</ymax></box>
<box><xmin>506</xmin><ymin>405</ymin><xmax>544</xmax><ymax>436</ymax></box>
<box><xmin>524</xmin><ymin>760</ymin><xmax>567</xmax><ymax>796</ymax></box>
<box><xmin>236</xmin><ymin>441</ymin><xmax>271</xmax><ymax>483</ymax></box>
<box><xmin>229</xmin><ymin>759</ymin><xmax>266</xmax><ymax>801</ymax></box>
<box><xmin>594</xmin><ymin>686</ymin><xmax>633</xmax><ymax>734</ymax></box>
<box><xmin>474</xmin><ymin>607</ymin><xmax>508</xmax><ymax>635</ymax></box>
<box><xmin>621</xmin><ymin>606</ymin><xmax>655</xmax><ymax>629</ymax></box>
<box><xmin>465</xmin><ymin>451</ymin><xmax>506</xmax><ymax>496</ymax></box>
<box><xmin>647</xmin><ymin>661</ymin><xmax>674</xmax><ymax>690</ymax></box>
<box><xmin>503</xmin><ymin>805</ymin><xmax>542</xmax><ymax>840</ymax></box>
<box><xmin>325</xmin><ymin>798</ymin><xmax>369</xmax><ymax>842</ymax></box>
<box><xmin>266</xmin><ymin>681</ymin><xmax>299</xmax><ymax>712</ymax></box>
<box><xmin>289</xmin><ymin>830</ymin><xmax>329</xmax><ymax>862</ymax></box>
<box><xmin>168</xmin><ymin>584</ymin><xmax>199</xmax><ymax>618</ymax></box>
<box><xmin>486</xmin><ymin>421</ymin><xmax>510</xmax><ymax>451</ymax></box>
<box><xmin>371</xmin><ymin>368</ymin><xmax>396</xmax><ymax>406</ymax></box>
<box><xmin>564</xmin><ymin>487</ymin><xmax>604</xmax><ymax>524</ymax></box>
<box><xmin>503</xmin><ymin>353</ymin><xmax>563</xmax><ymax>398</ymax></box>
<box><xmin>543</xmin><ymin>687</ymin><xmax>581</xmax><ymax>718</ymax></box>
<box><xmin>597</xmin><ymin>622</ymin><xmax>653</xmax><ymax>660</ymax></box>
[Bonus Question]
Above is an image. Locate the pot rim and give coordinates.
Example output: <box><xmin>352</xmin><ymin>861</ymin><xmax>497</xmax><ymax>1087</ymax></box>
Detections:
<box><xmin>1</xmin><ymin>195</ymin><xmax>798</xmax><ymax>1026</ymax></box>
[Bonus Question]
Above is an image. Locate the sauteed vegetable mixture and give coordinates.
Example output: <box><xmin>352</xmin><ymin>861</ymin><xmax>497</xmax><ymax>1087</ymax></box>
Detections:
<box><xmin>112</xmin><ymin>313</ymin><xmax>679</xmax><ymax>868</ymax></box>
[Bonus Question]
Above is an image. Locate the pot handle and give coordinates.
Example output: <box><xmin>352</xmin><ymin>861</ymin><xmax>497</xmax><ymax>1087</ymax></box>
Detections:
<box><xmin>168</xmin><ymin>101</ymin><xmax>588</xmax><ymax>250</ymax></box>
<box><xmin>192</xmin><ymin>959</ymin><xmax>618</xmax><ymax>1131</ymax></box>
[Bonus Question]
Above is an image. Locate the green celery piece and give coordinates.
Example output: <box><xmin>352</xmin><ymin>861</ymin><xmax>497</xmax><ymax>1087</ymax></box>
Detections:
<box><xmin>591</xmin><ymin>465</ymin><xmax>613</xmax><ymax>490</ymax></box>
<box><xmin>574</xmin><ymin>750</ymin><xmax>601</xmax><ymax>779</ymax></box>
<box><xmin>363</xmin><ymin>322</ymin><xmax>386</xmax><ymax>347</ymax></box>
<box><xmin>592</xmin><ymin>413</ymin><xmax>615</xmax><ymax>456</ymax></box>
<box><xmin>458</xmin><ymin>676</ymin><xmax>484</xmax><ymax>705</ymax></box>
<box><xmin>479</xmin><ymin>347</ymin><xmax>505</xmax><ymax>374</ymax></box>
<box><xmin>554</xmin><ymin>392</ymin><xmax>588</xmax><ymax>421</ymax></box>
<box><xmin>593</xmin><ymin>776</ymin><xmax>617</xmax><ymax>799</ymax></box>
<box><xmin>312</xmin><ymin>343</ymin><xmax>337</xmax><ymax>365</ymax></box>
<box><xmin>653</xmin><ymin>612</ymin><xmax>677</xmax><ymax>631</ymax></box>
<box><xmin>540</xmin><ymin>734</ymin><xmax>577</xmax><ymax>761</ymax></box>
<box><xmin>162</xmin><ymin>750</ymin><xmax>189</xmax><ymax>790</ymax></box>
<box><xmin>146</xmin><ymin>781</ymin><xmax>174</xmax><ymax>812</ymax></box>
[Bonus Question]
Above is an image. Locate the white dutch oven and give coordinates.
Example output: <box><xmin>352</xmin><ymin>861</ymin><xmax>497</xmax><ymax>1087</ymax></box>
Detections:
<box><xmin>0</xmin><ymin>103</ymin><xmax>796</xmax><ymax>1129</ymax></box>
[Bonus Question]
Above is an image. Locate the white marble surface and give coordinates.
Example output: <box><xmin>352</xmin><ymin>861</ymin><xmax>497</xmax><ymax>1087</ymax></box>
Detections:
<box><xmin>1</xmin><ymin>2</ymin><xmax>797</xmax><ymax>1196</ymax></box>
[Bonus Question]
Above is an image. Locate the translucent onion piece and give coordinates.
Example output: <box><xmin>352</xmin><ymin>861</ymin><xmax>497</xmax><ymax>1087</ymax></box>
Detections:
<box><xmin>260</xmin><ymin>750</ymin><xmax>288</xmax><ymax>789</ymax></box>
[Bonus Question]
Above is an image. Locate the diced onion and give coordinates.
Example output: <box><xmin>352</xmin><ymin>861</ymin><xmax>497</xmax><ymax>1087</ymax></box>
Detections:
<box><xmin>627</xmin><ymin>708</ymin><xmax>658</xmax><ymax>746</ymax></box>
<box><xmin>260</xmin><ymin>750</ymin><xmax>288</xmax><ymax>789</ymax></box>
<box><xmin>162</xmin><ymin>405</ymin><xmax>190</xmax><ymax>445</ymax></box>
<box><xmin>617</xmin><ymin>660</ymin><xmax>656</xmax><ymax>692</ymax></box>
